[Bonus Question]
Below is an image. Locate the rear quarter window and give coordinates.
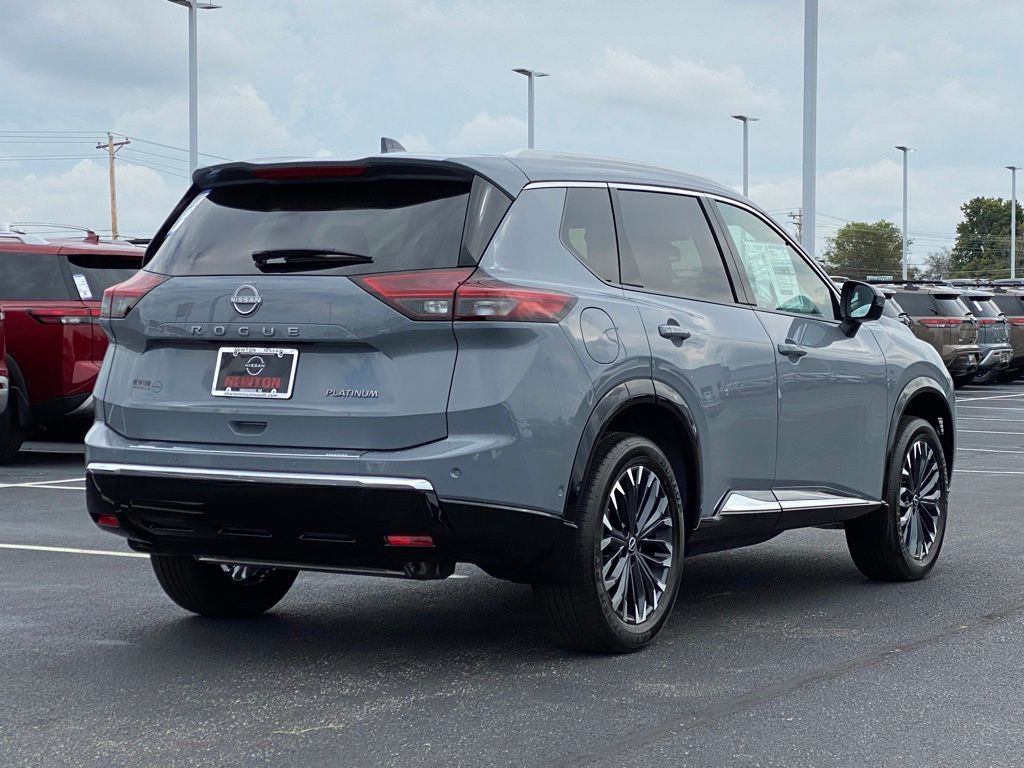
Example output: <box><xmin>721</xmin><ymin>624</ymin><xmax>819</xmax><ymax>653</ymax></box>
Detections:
<box><xmin>992</xmin><ymin>295</ymin><xmax>1024</xmax><ymax>315</ymax></box>
<box><xmin>0</xmin><ymin>252</ymin><xmax>71</xmax><ymax>300</ymax></box>
<box><xmin>65</xmin><ymin>254</ymin><xmax>140</xmax><ymax>300</ymax></box>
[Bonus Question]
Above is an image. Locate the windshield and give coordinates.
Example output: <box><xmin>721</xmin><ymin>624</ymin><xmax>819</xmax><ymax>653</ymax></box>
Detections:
<box><xmin>147</xmin><ymin>179</ymin><xmax>474</xmax><ymax>277</ymax></box>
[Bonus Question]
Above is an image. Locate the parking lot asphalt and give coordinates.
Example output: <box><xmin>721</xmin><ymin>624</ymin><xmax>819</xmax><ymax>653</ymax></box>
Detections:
<box><xmin>2</xmin><ymin>384</ymin><xmax>1024</xmax><ymax>768</ymax></box>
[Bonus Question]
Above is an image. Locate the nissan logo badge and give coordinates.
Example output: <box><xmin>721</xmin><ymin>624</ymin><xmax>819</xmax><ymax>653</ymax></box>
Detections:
<box><xmin>230</xmin><ymin>284</ymin><xmax>261</xmax><ymax>316</ymax></box>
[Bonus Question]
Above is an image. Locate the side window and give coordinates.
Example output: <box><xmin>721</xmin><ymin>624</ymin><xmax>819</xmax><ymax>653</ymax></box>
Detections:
<box><xmin>717</xmin><ymin>203</ymin><xmax>836</xmax><ymax>319</ymax></box>
<box><xmin>614</xmin><ymin>190</ymin><xmax>735</xmax><ymax>304</ymax></box>
<box><xmin>0</xmin><ymin>252</ymin><xmax>71</xmax><ymax>300</ymax></box>
<box><xmin>559</xmin><ymin>188</ymin><xmax>618</xmax><ymax>283</ymax></box>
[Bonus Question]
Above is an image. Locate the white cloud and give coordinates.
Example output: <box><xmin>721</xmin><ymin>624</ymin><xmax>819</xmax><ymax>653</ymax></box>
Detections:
<box><xmin>567</xmin><ymin>49</ymin><xmax>775</xmax><ymax>119</ymax></box>
<box><xmin>449</xmin><ymin>112</ymin><xmax>527</xmax><ymax>154</ymax></box>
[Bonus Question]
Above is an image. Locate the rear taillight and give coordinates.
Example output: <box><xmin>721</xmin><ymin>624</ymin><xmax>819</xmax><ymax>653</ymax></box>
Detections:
<box><xmin>454</xmin><ymin>273</ymin><xmax>576</xmax><ymax>322</ymax></box>
<box><xmin>978</xmin><ymin>319</ymin><xmax>999</xmax><ymax>326</ymax></box>
<box><xmin>1009</xmin><ymin>318</ymin><xmax>1024</xmax><ymax>327</ymax></box>
<box><xmin>918</xmin><ymin>317</ymin><xmax>959</xmax><ymax>328</ymax></box>
<box><xmin>26</xmin><ymin>307</ymin><xmax>100</xmax><ymax>325</ymax></box>
<box><xmin>353</xmin><ymin>268</ymin><xmax>475</xmax><ymax>320</ymax></box>
<box><xmin>100</xmin><ymin>272</ymin><xmax>167</xmax><ymax>319</ymax></box>
<box><xmin>353</xmin><ymin>269</ymin><xmax>576</xmax><ymax>323</ymax></box>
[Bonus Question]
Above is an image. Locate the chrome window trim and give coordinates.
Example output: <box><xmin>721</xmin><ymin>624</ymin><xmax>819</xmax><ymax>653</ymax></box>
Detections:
<box><xmin>86</xmin><ymin>462</ymin><xmax>434</xmax><ymax>492</ymax></box>
<box><xmin>522</xmin><ymin>181</ymin><xmax>610</xmax><ymax>190</ymax></box>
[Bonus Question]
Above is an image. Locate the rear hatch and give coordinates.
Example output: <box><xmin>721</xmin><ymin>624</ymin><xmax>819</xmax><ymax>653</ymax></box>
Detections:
<box><xmin>963</xmin><ymin>294</ymin><xmax>1009</xmax><ymax>344</ymax></box>
<box><xmin>991</xmin><ymin>293</ymin><xmax>1024</xmax><ymax>357</ymax></box>
<box><xmin>60</xmin><ymin>251</ymin><xmax>141</xmax><ymax>359</ymax></box>
<box><xmin>101</xmin><ymin>162</ymin><xmax>511</xmax><ymax>451</ymax></box>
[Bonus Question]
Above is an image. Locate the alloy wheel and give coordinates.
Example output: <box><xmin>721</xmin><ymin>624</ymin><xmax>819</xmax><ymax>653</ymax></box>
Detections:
<box><xmin>898</xmin><ymin>439</ymin><xmax>944</xmax><ymax>562</ymax></box>
<box><xmin>600</xmin><ymin>464</ymin><xmax>674</xmax><ymax>624</ymax></box>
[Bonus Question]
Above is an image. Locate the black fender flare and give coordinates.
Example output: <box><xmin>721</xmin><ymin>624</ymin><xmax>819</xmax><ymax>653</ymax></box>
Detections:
<box><xmin>4</xmin><ymin>355</ymin><xmax>33</xmax><ymax>431</ymax></box>
<box><xmin>564</xmin><ymin>379</ymin><xmax>702</xmax><ymax>527</ymax></box>
<box><xmin>888</xmin><ymin>376</ymin><xmax>955</xmax><ymax>475</ymax></box>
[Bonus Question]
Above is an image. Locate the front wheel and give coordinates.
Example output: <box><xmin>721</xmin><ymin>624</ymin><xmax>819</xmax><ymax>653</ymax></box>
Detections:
<box><xmin>845</xmin><ymin>416</ymin><xmax>948</xmax><ymax>581</ymax></box>
<box><xmin>534</xmin><ymin>433</ymin><xmax>685</xmax><ymax>653</ymax></box>
<box><xmin>151</xmin><ymin>555</ymin><xmax>297</xmax><ymax>617</ymax></box>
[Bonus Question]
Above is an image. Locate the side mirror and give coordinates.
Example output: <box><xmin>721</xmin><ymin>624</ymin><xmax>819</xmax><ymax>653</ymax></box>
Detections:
<box><xmin>840</xmin><ymin>280</ymin><xmax>885</xmax><ymax>334</ymax></box>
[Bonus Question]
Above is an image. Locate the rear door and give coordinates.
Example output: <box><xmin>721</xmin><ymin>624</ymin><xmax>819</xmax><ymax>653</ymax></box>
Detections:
<box><xmin>101</xmin><ymin>167</ymin><xmax>511</xmax><ymax>451</ymax></box>
<box><xmin>611</xmin><ymin>186</ymin><xmax>778</xmax><ymax>521</ymax></box>
<box><xmin>712</xmin><ymin>200</ymin><xmax>889</xmax><ymax>503</ymax></box>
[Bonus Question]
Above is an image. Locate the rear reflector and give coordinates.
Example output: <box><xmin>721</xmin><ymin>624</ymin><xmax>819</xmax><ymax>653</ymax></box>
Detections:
<box><xmin>95</xmin><ymin>514</ymin><xmax>120</xmax><ymax>529</ymax></box>
<box><xmin>251</xmin><ymin>165</ymin><xmax>368</xmax><ymax>180</ymax></box>
<box><xmin>101</xmin><ymin>272</ymin><xmax>167</xmax><ymax>319</ymax></box>
<box><xmin>385</xmin><ymin>534</ymin><xmax>435</xmax><ymax>548</ymax></box>
<box><xmin>27</xmin><ymin>307</ymin><xmax>99</xmax><ymax>325</ymax></box>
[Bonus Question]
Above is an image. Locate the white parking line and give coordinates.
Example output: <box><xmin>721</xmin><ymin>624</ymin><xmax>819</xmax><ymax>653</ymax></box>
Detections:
<box><xmin>957</xmin><ymin>405</ymin><xmax>1024</xmax><ymax>411</ymax></box>
<box><xmin>958</xmin><ymin>392</ymin><xmax>1024</xmax><ymax>403</ymax></box>
<box><xmin>955</xmin><ymin>469</ymin><xmax>1024</xmax><ymax>476</ymax></box>
<box><xmin>0</xmin><ymin>543</ymin><xmax>148</xmax><ymax>558</ymax></box>
<box><xmin>956</xmin><ymin>416</ymin><xmax>1024</xmax><ymax>422</ymax></box>
<box><xmin>959</xmin><ymin>429</ymin><xmax>1024</xmax><ymax>436</ymax></box>
<box><xmin>0</xmin><ymin>477</ymin><xmax>84</xmax><ymax>489</ymax></box>
<box><xmin>958</xmin><ymin>447</ymin><xmax>1024</xmax><ymax>454</ymax></box>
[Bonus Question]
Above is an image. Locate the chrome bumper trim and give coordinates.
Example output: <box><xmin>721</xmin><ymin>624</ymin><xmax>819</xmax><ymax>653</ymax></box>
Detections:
<box><xmin>86</xmin><ymin>462</ymin><xmax>435</xmax><ymax>492</ymax></box>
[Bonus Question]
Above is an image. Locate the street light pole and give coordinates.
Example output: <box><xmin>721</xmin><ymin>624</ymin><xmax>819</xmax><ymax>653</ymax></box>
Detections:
<box><xmin>731</xmin><ymin>115</ymin><xmax>758</xmax><ymax>197</ymax></box>
<box><xmin>512</xmin><ymin>68</ymin><xmax>549</xmax><ymax>149</ymax></box>
<box><xmin>801</xmin><ymin>0</ymin><xmax>818</xmax><ymax>256</ymax></box>
<box><xmin>1008</xmin><ymin>166</ymin><xmax>1021</xmax><ymax>281</ymax></box>
<box><xmin>168</xmin><ymin>0</ymin><xmax>221</xmax><ymax>174</ymax></box>
<box><xmin>896</xmin><ymin>146</ymin><xmax>914</xmax><ymax>281</ymax></box>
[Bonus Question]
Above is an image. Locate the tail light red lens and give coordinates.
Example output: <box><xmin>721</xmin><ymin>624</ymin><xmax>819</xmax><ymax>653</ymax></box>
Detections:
<box><xmin>918</xmin><ymin>317</ymin><xmax>959</xmax><ymax>328</ymax></box>
<box><xmin>101</xmin><ymin>272</ymin><xmax>167</xmax><ymax>319</ymax></box>
<box><xmin>454</xmin><ymin>273</ymin><xmax>577</xmax><ymax>322</ymax></box>
<box><xmin>354</xmin><ymin>269</ymin><xmax>577</xmax><ymax>323</ymax></box>
<box><xmin>385</xmin><ymin>534</ymin><xmax>434</xmax><ymax>548</ymax></box>
<box><xmin>978</xmin><ymin>318</ymin><xmax>1001</xmax><ymax>326</ymax></box>
<box><xmin>352</xmin><ymin>268</ymin><xmax>475</xmax><ymax>320</ymax></box>
<box><xmin>95</xmin><ymin>514</ymin><xmax>120</xmax><ymax>529</ymax></box>
<box><xmin>1009</xmin><ymin>318</ymin><xmax>1024</xmax><ymax>326</ymax></box>
<box><xmin>27</xmin><ymin>307</ymin><xmax>100</xmax><ymax>325</ymax></box>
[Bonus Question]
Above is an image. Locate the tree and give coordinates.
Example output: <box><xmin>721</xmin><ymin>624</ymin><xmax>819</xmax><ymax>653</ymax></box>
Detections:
<box><xmin>919</xmin><ymin>248</ymin><xmax>952</xmax><ymax>281</ymax></box>
<box><xmin>949</xmin><ymin>197</ymin><xmax>1024</xmax><ymax>280</ymax></box>
<box><xmin>822</xmin><ymin>220</ymin><xmax>906</xmax><ymax>281</ymax></box>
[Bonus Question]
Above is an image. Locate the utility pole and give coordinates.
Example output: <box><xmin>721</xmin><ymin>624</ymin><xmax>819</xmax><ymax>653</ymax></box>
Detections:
<box><xmin>801</xmin><ymin>0</ymin><xmax>818</xmax><ymax>256</ymax></box>
<box><xmin>896</xmin><ymin>146</ymin><xmax>914</xmax><ymax>281</ymax></box>
<box><xmin>789</xmin><ymin>210</ymin><xmax>803</xmax><ymax>240</ymax></box>
<box><xmin>96</xmin><ymin>133</ymin><xmax>130</xmax><ymax>239</ymax></box>
<box><xmin>1008</xmin><ymin>166</ymin><xmax>1021</xmax><ymax>280</ymax></box>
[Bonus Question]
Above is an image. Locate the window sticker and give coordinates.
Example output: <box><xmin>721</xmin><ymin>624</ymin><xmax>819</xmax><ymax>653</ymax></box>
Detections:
<box><xmin>72</xmin><ymin>273</ymin><xmax>93</xmax><ymax>300</ymax></box>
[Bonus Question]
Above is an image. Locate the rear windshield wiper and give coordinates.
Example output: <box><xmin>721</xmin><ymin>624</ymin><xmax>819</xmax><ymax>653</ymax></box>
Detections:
<box><xmin>251</xmin><ymin>249</ymin><xmax>373</xmax><ymax>273</ymax></box>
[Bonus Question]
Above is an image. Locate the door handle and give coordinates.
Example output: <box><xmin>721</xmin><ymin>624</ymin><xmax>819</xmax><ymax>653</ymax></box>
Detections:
<box><xmin>777</xmin><ymin>342</ymin><xmax>808</xmax><ymax>359</ymax></box>
<box><xmin>658</xmin><ymin>324</ymin><xmax>691</xmax><ymax>341</ymax></box>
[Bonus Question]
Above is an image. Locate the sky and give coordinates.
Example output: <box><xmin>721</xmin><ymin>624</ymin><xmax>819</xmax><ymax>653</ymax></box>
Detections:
<box><xmin>1</xmin><ymin>0</ymin><xmax>1022</xmax><ymax>267</ymax></box>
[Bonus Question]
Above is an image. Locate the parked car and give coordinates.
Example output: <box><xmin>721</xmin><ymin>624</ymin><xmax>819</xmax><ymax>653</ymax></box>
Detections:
<box><xmin>86</xmin><ymin>153</ymin><xmax>955</xmax><ymax>652</ymax></box>
<box><xmin>984</xmin><ymin>285</ymin><xmax>1024</xmax><ymax>381</ymax></box>
<box><xmin>879</xmin><ymin>282</ymin><xmax>982</xmax><ymax>388</ymax></box>
<box><xmin>958</xmin><ymin>288</ymin><xmax>1014</xmax><ymax>384</ymax></box>
<box><xmin>0</xmin><ymin>226</ymin><xmax>143</xmax><ymax>461</ymax></box>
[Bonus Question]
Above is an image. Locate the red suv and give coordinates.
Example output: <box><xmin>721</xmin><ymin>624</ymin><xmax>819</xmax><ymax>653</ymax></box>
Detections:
<box><xmin>0</xmin><ymin>226</ymin><xmax>143</xmax><ymax>461</ymax></box>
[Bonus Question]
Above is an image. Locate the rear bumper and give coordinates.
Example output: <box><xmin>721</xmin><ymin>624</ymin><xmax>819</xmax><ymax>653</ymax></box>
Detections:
<box><xmin>85</xmin><ymin>462</ymin><xmax>576</xmax><ymax>582</ymax></box>
<box><xmin>978</xmin><ymin>345</ymin><xmax>1014</xmax><ymax>370</ymax></box>
<box><xmin>946</xmin><ymin>350</ymin><xmax>980</xmax><ymax>376</ymax></box>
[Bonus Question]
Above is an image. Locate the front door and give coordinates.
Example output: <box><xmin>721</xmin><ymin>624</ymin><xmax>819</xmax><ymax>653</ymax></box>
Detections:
<box><xmin>713</xmin><ymin>200</ymin><xmax>889</xmax><ymax>503</ymax></box>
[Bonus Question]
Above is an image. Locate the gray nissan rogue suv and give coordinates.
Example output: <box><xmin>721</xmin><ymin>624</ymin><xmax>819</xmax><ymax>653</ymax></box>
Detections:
<box><xmin>86</xmin><ymin>152</ymin><xmax>955</xmax><ymax>653</ymax></box>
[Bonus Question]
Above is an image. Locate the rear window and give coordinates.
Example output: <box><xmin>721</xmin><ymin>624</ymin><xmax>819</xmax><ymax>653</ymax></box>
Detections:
<box><xmin>992</xmin><ymin>294</ymin><xmax>1024</xmax><ymax>316</ymax></box>
<box><xmin>0</xmin><ymin>252</ymin><xmax>70</xmax><ymax>300</ymax></box>
<box><xmin>882</xmin><ymin>294</ymin><xmax>906</xmax><ymax>317</ymax></box>
<box><xmin>147</xmin><ymin>178</ymin><xmax>496</xmax><ymax>277</ymax></box>
<box><xmin>934</xmin><ymin>295</ymin><xmax>972</xmax><ymax>317</ymax></box>
<box><xmin>962</xmin><ymin>297</ymin><xmax>1001</xmax><ymax>318</ymax></box>
<box><xmin>65</xmin><ymin>254</ymin><xmax>140</xmax><ymax>300</ymax></box>
<box><xmin>889</xmin><ymin>291</ymin><xmax>934</xmax><ymax>315</ymax></box>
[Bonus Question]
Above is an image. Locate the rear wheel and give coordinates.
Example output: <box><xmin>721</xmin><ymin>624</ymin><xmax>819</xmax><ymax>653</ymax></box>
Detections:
<box><xmin>845</xmin><ymin>416</ymin><xmax>948</xmax><ymax>581</ymax></box>
<box><xmin>972</xmin><ymin>367</ymin><xmax>1000</xmax><ymax>385</ymax></box>
<box><xmin>998</xmin><ymin>367</ymin><xmax>1023</xmax><ymax>382</ymax></box>
<box><xmin>0</xmin><ymin>400</ymin><xmax>25</xmax><ymax>464</ymax></box>
<box><xmin>150</xmin><ymin>555</ymin><xmax>297</xmax><ymax>617</ymax></box>
<box><xmin>534</xmin><ymin>433</ymin><xmax>685</xmax><ymax>653</ymax></box>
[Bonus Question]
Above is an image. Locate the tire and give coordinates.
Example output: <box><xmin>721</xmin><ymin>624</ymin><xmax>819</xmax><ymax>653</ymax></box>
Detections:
<box><xmin>951</xmin><ymin>374</ymin><xmax>974</xmax><ymax>389</ymax></box>
<box><xmin>534</xmin><ymin>433</ymin><xmax>685</xmax><ymax>653</ymax></box>
<box><xmin>0</xmin><ymin>400</ymin><xmax>25</xmax><ymax>464</ymax></box>
<box><xmin>845</xmin><ymin>416</ymin><xmax>948</xmax><ymax>581</ymax></box>
<box><xmin>972</xmin><ymin>367</ymin><xmax>1000</xmax><ymax>385</ymax></box>
<box><xmin>150</xmin><ymin>555</ymin><xmax>298</xmax><ymax>617</ymax></box>
<box><xmin>998</xmin><ymin>368</ymin><xmax>1023</xmax><ymax>383</ymax></box>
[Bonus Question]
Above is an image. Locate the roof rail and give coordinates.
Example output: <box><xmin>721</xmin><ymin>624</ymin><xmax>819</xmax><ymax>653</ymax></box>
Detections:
<box><xmin>0</xmin><ymin>223</ymin><xmax>48</xmax><ymax>245</ymax></box>
<box><xmin>7</xmin><ymin>221</ymin><xmax>100</xmax><ymax>243</ymax></box>
<box><xmin>865</xmin><ymin>279</ymin><xmax>951</xmax><ymax>286</ymax></box>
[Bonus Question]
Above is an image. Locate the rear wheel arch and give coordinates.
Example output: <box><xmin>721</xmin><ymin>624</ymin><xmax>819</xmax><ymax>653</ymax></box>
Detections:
<box><xmin>566</xmin><ymin>380</ymin><xmax>701</xmax><ymax>536</ymax></box>
<box><xmin>889</xmin><ymin>377</ymin><xmax>955</xmax><ymax>476</ymax></box>
<box><xmin>4</xmin><ymin>354</ymin><xmax>32</xmax><ymax>430</ymax></box>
